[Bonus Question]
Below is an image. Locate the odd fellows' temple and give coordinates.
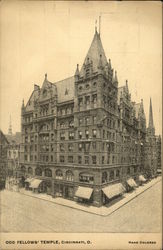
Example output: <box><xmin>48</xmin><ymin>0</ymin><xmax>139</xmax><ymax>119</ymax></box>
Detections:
<box><xmin>20</xmin><ymin>28</ymin><xmax>161</xmax><ymax>207</ymax></box>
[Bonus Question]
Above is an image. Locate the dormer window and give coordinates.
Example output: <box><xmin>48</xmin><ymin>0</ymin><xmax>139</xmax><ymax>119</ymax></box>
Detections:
<box><xmin>78</xmin><ymin>86</ymin><xmax>82</xmax><ymax>91</ymax></box>
<box><xmin>65</xmin><ymin>88</ymin><xmax>68</xmax><ymax>95</ymax></box>
<box><xmin>86</xmin><ymin>84</ymin><xmax>90</xmax><ymax>89</ymax></box>
<box><xmin>43</xmin><ymin>89</ymin><xmax>47</xmax><ymax>97</ymax></box>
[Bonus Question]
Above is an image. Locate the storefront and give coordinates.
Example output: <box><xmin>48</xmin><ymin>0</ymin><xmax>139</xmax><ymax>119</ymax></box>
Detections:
<box><xmin>102</xmin><ymin>183</ymin><xmax>125</xmax><ymax>205</ymax></box>
<box><xmin>138</xmin><ymin>175</ymin><xmax>146</xmax><ymax>185</ymax></box>
<box><xmin>29</xmin><ymin>179</ymin><xmax>44</xmax><ymax>193</ymax></box>
<box><xmin>75</xmin><ymin>186</ymin><xmax>93</xmax><ymax>204</ymax></box>
<box><xmin>64</xmin><ymin>185</ymin><xmax>74</xmax><ymax>199</ymax></box>
<box><xmin>126</xmin><ymin>178</ymin><xmax>138</xmax><ymax>191</ymax></box>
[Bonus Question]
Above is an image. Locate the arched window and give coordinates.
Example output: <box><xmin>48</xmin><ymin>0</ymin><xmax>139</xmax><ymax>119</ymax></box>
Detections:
<box><xmin>109</xmin><ymin>170</ymin><xmax>114</xmax><ymax>181</ymax></box>
<box><xmin>45</xmin><ymin>168</ymin><xmax>52</xmax><ymax>177</ymax></box>
<box><xmin>56</xmin><ymin>169</ymin><xmax>63</xmax><ymax>180</ymax></box>
<box><xmin>21</xmin><ymin>165</ymin><xmax>26</xmax><ymax>173</ymax></box>
<box><xmin>35</xmin><ymin>167</ymin><xmax>42</xmax><ymax>176</ymax></box>
<box><xmin>66</xmin><ymin>170</ymin><xmax>73</xmax><ymax>181</ymax></box>
<box><xmin>102</xmin><ymin>172</ymin><xmax>107</xmax><ymax>183</ymax></box>
<box><xmin>79</xmin><ymin>172</ymin><xmax>94</xmax><ymax>184</ymax></box>
<box><xmin>28</xmin><ymin>167</ymin><xmax>33</xmax><ymax>175</ymax></box>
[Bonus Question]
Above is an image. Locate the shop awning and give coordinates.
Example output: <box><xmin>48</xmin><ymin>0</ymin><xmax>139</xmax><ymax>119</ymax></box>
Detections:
<box><xmin>29</xmin><ymin>179</ymin><xmax>43</xmax><ymax>189</ymax></box>
<box><xmin>102</xmin><ymin>183</ymin><xmax>125</xmax><ymax>199</ymax></box>
<box><xmin>139</xmin><ymin>175</ymin><xmax>146</xmax><ymax>182</ymax></box>
<box><xmin>25</xmin><ymin>177</ymin><xmax>34</xmax><ymax>183</ymax></box>
<box><xmin>127</xmin><ymin>178</ymin><xmax>137</xmax><ymax>188</ymax></box>
<box><xmin>75</xmin><ymin>186</ymin><xmax>93</xmax><ymax>199</ymax></box>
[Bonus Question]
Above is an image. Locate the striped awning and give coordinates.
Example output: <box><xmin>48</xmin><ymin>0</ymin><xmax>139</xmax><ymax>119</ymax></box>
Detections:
<box><xmin>29</xmin><ymin>179</ymin><xmax>43</xmax><ymax>188</ymax></box>
<box><xmin>102</xmin><ymin>183</ymin><xmax>125</xmax><ymax>199</ymax></box>
<box><xmin>127</xmin><ymin>178</ymin><xmax>138</xmax><ymax>188</ymax></box>
<box><xmin>75</xmin><ymin>186</ymin><xmax>93</xmax><ymax>199</ymax></box>
<box><xmin>139</xmin><ymin>175</ymin><xmax>146</xmax><ymax>182</ymax></box>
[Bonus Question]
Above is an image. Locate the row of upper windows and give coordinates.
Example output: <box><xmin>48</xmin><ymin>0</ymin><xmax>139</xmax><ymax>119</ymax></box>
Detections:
<box><xmin>78</xmin><ymin>82</ymin><xmax>97</xmax><ymax>91</ymax></box>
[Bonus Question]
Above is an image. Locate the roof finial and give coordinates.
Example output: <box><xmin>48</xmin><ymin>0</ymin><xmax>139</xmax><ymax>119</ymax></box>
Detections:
<box><xmin>95</xmin><ymin>19</ymin><xmax>97</xmax><ymax>33</ymax></box>
<box><xmin>8</xmin><ymin>115</ymin><xmax>12</xmax><ymax>136</ymax></box>
<box><xmin>99</xmin><ymin>15</ymin><xmax>101</xmax><ymax>36</ymax></box>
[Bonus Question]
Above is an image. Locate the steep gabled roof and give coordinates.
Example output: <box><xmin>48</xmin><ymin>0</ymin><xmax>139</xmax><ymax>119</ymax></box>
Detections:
<box><xmin>54</xmin><ymin>76</ymin><xmax>74</xmax><ymax>103</ymax></box>
<box><xmin>80</xmin><ymin>31</ymin><xmax>108</xmax><ymax>76</ymax></box>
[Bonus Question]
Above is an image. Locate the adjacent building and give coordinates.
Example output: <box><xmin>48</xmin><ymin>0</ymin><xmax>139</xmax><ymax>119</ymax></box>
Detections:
<box><xmin>0</xmin><ymin>130</ymin><xmax>9</xmax><ymax>189</ymax></box>
<box><xmin>19</xmin><ymin>29</ymin><xmax>161</xmax><ymax>206</ymax></box>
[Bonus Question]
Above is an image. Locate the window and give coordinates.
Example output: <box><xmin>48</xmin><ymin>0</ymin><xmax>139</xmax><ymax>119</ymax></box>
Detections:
<box><xmin>92</xmin><ymin>129</ymin><xmax>97</xmax><ymax>138</ymax></box>
<box><xmin>102</xmin><ymin>156</ymin><xmax>105</xmax><ymax>164</ymax></box>
<box><xmin>78</xmin><ymin>143</ymin><xmax>82</xmax><ymax>151</ymax></box>
<box><xmin>51</xmin><ymin>155</ymin><xmax>53</xmax><ymax>162</ymax></box>
<box><xmin>110</xmin><ymin>170</ymin><xmax>114</xmax><ymax>181</ymax></box>
<box><xmin>85</xmin><ymin>117</ymin><xmax>90</xmax><ymax>125</ymax></box>
<box><xmin>28</xmin><ymin>167</ymin><xmax>33</xmax><ymax>175</ymax></box>
<box><xmin>60</xmin><ymin>122</ymin><xmax>65</xmax><ymax>128</ymax></box>
<box><xmin>66</xmin><ymin>171</ymin><xmax>73</xmax><ymax>181</ymax></box>
<box><xmin>78</xmin><ymin>98</ymin><xmax>83</xmax><ymax>107</ymax></box>
<box><xmin>116</xmin><ymin>169</ymin><xmax>120</xmax><ymax>178</ymax></box>
<box><xmin>103</xmin><ymin>130</ymin><xmax>105</xmax><ymax>139</ymax></box>
<box><xmin>85</xmin><ymin>130</ymin><xmax>89</xmax><ymax>139</ymax></box>
<box><xmin>60</xmin><ymin>144</ymin><xmax>64</xmax><ymax>152</ymax></box>
<box><xmin>78</xmin><ymin>156</ymin><xmax>82</xmax><ymax>164</ymax></box>
<box><xmin>35</xmin><ymin>167</ymin><xmax>42</xmax><ymax>176</ymax></box>
<box><xmin>60</xmin><ymin>155</ymin><xmax>65</xmax><ymax>163</ymax></box>
<box><xmin>79</xmin><ymin>118</ymin><xmax>83</xmax><ymax>126</ymax></box>
<box><xmin>93</xmin><ymin>82</ymin><xmax>97</xmax><ymax>87</ymax></box>
<box><xmin>92</xmin><ymin>142</ymin><xmax>96</xmax><ymax>150</ymax></box>
<box><xmin>102</xmin><ymin>172</ymin><xmax>107</xmax><ymax>183</ymax></box>
<box><xmin>51</xmin><ymin>133</ymin><xmax>54</xmax><ymax>141</ymax></box>
<box><xmin>79</xmin><ymin>173</ymin><xmax>94</xmax><ymax>183</ymax></box>
<box><xmin>60</xmin><ymin>132</ymin><xmax>65</xmax><ymax>140</ymax></box>
<box><xmin>93</xmin><ymin>116</ymin><xmax>97</xmax><ymax>124</ymax></box>
<box><xmin>112</xmin><ymin>156</ymin><xmax>115</xmax><ymax>164</ymax></box>
<box><xmin>46</xmin><ymin>155</ymin><xmax>49</xmax><ymax>162</ymax></box>
<box><xmin>78</xmin><ymin>131</ymin><xmax>82</xmax><ymax>139</ymax></box>
<box><xmin>92</xmin><ymin>155</ymin><xmax>96</xmax><ymax>164</ymax></box>
<box><xmin>69</xmin><ymin>120</ymin><xmax>74</xmax><ymax>128</ymax></box>
<box><xmin>127</xmin><ymin>167</ymin><xmax>130</xmax><ymax>174</ymax></box>
<box><xmin>68</xmin><ymin>143</ymin><xmax>73</xmax><ymax>152</ymax></box>
<box><xmin>68</xmin><ymin>156</ymin><xmax>73</xmax><ymax>163</ymax></box>
<box><xmin>45</xmin><ymin>168</ymin><xmax>52</xmax><ymax>177</ymax></box>
<box><xmin>86</xmin><ymin>84</ymin><xmax>90</xmax><ymax>89</ymax></box>
<box><xmin>30</xmin><ymin>155</ymin><xmax>33</xmax><ymax>161</ymax></box>
<box><xmin>85</xmin><ymin>96</ymin><xmax>90</xmax><ymax>106</ymax></box>
<box><xmin>85</xmin><ymin>156</ymin><xmax>89</xmax><ymax>164</ymax></box>
<box><xmin>92</xmin><ymin>94</ymin><xmax>97</xmax><ymax>105</ymax></box>
<box><xmin>69</xmin><ymin>131</ymin><xmax>74</xmax><ymax>140</ymax></box>
<box><xmin>51</xmin><ymin>144</ymin><xmax>54</xmax><ymax>152</ymax></box>
<box><xmin>25</xmin><ymin>155</ymin><xmax>27</xmax><ymax>161</ymax></box>
<box><xmin>56</xmin><ymin>170</ymin><xmax>63</xmax><ymax>179</ymax></box>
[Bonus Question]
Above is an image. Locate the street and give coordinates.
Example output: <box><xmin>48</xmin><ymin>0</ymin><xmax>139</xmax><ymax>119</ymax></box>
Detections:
<box><xmin>0</xmin><ymin>181</ymin><xmax>161</xmax><ymax>233</ymax></box>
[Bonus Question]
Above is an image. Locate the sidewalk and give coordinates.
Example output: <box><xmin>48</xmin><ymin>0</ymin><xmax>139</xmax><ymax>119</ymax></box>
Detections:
<box><xmin>15</xmin><ymin>176</ymin><xmax>162</xmax><ymax>216</ymax></box>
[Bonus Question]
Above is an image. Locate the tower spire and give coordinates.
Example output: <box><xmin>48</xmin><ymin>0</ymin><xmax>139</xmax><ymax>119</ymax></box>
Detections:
<box><xmin>8</xmin><ymin>115</ymin><xmax>12</xmax><ymax>136</ymax></box>
<box><xmin>99</xmin><ymin>15</ymin><xmax>101</xmax><ymax>36</ymax></box>
<box><xmin>148</xmin><ymin>97</ymin><xmax>155</xmax><ymax>135</ymax></box>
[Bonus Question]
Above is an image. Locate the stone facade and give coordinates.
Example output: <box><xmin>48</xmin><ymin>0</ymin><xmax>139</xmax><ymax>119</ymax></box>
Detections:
<box><xmin>0</xmin><ymin>130</ymin><xmax>9</xmax><ymax>189</ymax></box>
<box><xmin>20</xmin><ymin>30</ymin><xmax>161</xmax><ymax>206</ymax></box>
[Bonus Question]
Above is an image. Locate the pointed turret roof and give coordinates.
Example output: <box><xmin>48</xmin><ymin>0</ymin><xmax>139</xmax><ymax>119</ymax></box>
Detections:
<box><xmin>80</xmin><ymin>30</ymin><xmax>107</xmax><ymax>76</ymax></box>
<box><xmin>148</xmin><ymin>97</ymin><xmax>154</xmax><ymax>130</ymax></box>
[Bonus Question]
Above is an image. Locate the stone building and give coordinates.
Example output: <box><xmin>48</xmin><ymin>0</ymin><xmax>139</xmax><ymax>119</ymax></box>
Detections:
<box><xmin>20</xmin><ymin>29</ymin><xmax>160</xmax><ymax>206</ymax></box>
<box><xmin>0</xmin><ymin>130</ymin><xmax>9</xmax><ymax>189</ymax></box>
<box><xmin>6</xmin><ymin>132</ymin><xmax>21</xmax><ymax>178</ymax></box>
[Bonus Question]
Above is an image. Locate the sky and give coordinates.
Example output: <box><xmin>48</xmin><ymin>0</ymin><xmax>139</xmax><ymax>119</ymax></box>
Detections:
<box><xmin>0</xmin><ymin>1</ymin><xmax>162</xmax><ymax>135</ymax></box>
